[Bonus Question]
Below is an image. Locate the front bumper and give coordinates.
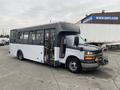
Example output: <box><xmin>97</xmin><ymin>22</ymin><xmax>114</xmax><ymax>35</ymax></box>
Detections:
<box><xmin>81</xmin><ymin>62</ymin><xmax>99</xmax><ymax>70</ymax></box>
<box><xmin>81</xmin><ymin>57</ymin><xmax>108</xmax><ymax>70</ymax></box>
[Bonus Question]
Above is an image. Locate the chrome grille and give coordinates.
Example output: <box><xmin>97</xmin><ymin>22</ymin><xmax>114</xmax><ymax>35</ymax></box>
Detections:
<box><xmin>96</xmin><ymin>53</ymin><xmax>103</xmax><ymax>60</ymax></box>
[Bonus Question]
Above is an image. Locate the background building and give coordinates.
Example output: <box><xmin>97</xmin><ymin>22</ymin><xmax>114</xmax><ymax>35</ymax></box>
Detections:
<box><xmin>77</xmin><ymin>11</ymin><xmax>120</xmax><ymax>24</ymax></box>
<box><xmin>76</xmin><ymin>11</ymin><xmax>120</xmax><ymax>47</ymax></box>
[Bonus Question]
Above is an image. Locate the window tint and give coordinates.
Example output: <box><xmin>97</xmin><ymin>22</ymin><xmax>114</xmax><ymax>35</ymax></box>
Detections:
<box><xmin>17</xmin><ymin>32</ymin><xmax>24</xmax><ymax>43</ymax></box>
<box><xmin>10</xmin><ymin>29</ymin><xmax>50</xmax><ymax>46</ymax></box>
<box><xmin>28</xmin><ymin>31</ymin><xmax>36</xmax><ymax>44</ymax></box>
<box><xmin>20</xmin><ymin>32</ymin><xmax>24</xmax><ymax>40</ymax></box>
<box><xmin>29</xmin><ymin>32</ymin><xmax>32</xmax><ymax>41</ymax></box>
<box><xmin>36</xmin><ymin>30</ymin><xmax>44</xmax><ymax>44</ymax></box>
<box><xmin>51</xmin><ymin>30</ymin><xmax>55</xmax><ymax>41</ymax></box>
<box><xmin>44</xmin><ymin>29</ymin><xmax>56</xmax><ymax>48</ymax></box>
<box><xmin>45</xmin><ymin>30</ymin><xmax>49</xmax><ymax>41</ymax></box>
<box><xmin>29</xmin><ymin>32</ymin><xmax>36</xmax><ymax>40</ymax></box>
<box><xmin>31</xmin><ymin>32</ymin><xmax>36</xmax><ymax>41</ymax></box>
<box><xmin>24</xmin><ymin>32</ymin><xmax>29</xmax><ymax>40</ymax></box>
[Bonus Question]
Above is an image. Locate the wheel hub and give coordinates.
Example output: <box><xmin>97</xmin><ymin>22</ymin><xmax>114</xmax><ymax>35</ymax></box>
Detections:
<box><xmin>69</xmin><ymin>61</ymin><xmax>77</xmax><ymax>71</ymax></box>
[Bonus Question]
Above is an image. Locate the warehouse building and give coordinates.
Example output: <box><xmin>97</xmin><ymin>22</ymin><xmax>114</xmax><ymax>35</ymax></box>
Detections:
<box><xmin>76</xmin><ymin>11</ymin><xmax>120</xmax><ymax>48</ymax></box>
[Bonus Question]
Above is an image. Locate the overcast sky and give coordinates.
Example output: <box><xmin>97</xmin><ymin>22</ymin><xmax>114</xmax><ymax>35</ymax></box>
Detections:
<box><xmin>0</xmin><ymin>0</ymin><xmax>120</xmax><ymax>34</ymax></box>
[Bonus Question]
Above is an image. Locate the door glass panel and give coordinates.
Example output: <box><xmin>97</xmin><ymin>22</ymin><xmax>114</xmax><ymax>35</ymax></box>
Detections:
<box><xmin>44</xmin><ymin>29</ymin><xmax>55</xmax><ymax>63</ymax></box>
<box><xmin>50</xmin><ymin>30</ymin><xmax>55</xmax><ymax>60</ymax></box>
<box><xmin>44</xmin><ymin>30</ymin><xmax>50</xmax><ymax>62</ymax></box>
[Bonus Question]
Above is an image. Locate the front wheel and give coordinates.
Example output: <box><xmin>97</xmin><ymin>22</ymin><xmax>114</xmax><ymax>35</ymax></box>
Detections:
<box><xmin>67</xmin><ymin>57</ymin><xmax>82</xmax><ymax>73</ymax></box>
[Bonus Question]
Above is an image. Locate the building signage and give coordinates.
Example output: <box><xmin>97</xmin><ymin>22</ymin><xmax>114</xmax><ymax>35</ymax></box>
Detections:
<box><xmin>92</xmin><ymin>16</ymin><xmax>119</xmax><ymax>20</ymax></box>
<box><xmin>82</xmin><ymin>16</ymin><xmax>119</xmax><ymax>23</ymax></box>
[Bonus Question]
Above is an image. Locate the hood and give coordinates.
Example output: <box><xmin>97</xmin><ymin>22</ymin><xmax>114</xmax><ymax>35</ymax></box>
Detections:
<box><xmin>78</xmin><ymin>44</ymin><xmax>101</xmax><ymax>51</ymax></box>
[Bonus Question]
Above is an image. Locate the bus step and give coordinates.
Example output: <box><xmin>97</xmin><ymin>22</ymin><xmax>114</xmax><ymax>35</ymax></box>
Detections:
<box><xmin>47</xmin><ymin>60</ymin><xmax>60</xmax><ymax>67</ymax></box>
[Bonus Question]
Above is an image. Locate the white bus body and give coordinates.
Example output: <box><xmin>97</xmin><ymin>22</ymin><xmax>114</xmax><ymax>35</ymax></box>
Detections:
<box><xmin>10</xmin><ymin>44</ymin><xmax>44</xmax><ymax>63</ymax></box>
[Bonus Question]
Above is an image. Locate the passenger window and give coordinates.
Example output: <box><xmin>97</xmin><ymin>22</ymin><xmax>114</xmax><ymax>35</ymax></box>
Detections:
<box><xmin>29</xmin><ymin>32</ymin><xmax>36</xmax><ymax>44</ymax></box>
<box><xmin>32</xmin><ymin>32</ymin><xmax>36</xmax><ymax>41</ymax></box>
<box><xmin>20</xmin><ymin>32</ymin><xmax>24</xmax><ymax>40</ymax></box>
<box><xmin>24</xmin><ymin>32</ymin><xmax>29</xmax><ymax>40</ymax></box>
<box><xmin>17</xmin><ymin>32</ymin><xmax>24</xmax><ymax>43</ymax></box>
<box><xmin>36</xmin><ymin>30</ymin><xmax>44</xmax><ymax>44</ymax></box>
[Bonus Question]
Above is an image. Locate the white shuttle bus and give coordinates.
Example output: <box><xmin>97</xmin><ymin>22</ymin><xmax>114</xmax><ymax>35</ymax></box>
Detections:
<box><xmin>9</xmin><ymin>22</ymin><xmax>108</xmax><ymax>73</ymax></box>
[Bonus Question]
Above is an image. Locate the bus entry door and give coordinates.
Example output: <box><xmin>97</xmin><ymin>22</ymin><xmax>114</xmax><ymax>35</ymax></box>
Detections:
<box><xmin>44</xmin><ymin>30</ymin><xmax>55</xmax><ymax>65</ymax></box>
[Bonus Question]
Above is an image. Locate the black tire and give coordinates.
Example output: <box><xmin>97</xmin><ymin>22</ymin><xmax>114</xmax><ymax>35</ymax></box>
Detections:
<box><xmin>67</xmin><ymin>57</ymin><xmax>81</xmax><ymax>73</ymax></box>
<box><xmin>17</xmin><ymin>51</ymin><xmax>24</xmax><ymax>60</ymax></box>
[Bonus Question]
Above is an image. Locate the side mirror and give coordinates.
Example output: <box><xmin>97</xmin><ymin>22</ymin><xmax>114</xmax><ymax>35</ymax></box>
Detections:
<box><xmin>74</xmin><ymin>37</ymin><xmax>79</xmax><ymax>46</ymax></box>
<box><xmin>84</xmin><ymin>38</ymin><xmax>87</xmax><ymax>42</ymax></box>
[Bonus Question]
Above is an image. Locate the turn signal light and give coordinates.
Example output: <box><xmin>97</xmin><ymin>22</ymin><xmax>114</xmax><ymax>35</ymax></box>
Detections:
<box><xmin>84</xmin><ymin>56</ymin><xmax>96</xmax><ymax>60</ymax></box>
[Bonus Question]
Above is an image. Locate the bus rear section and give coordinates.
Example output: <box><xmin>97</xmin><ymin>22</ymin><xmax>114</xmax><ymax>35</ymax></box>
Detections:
<box><xmin>9</xmin><ymin>28</ymin><xmax>55</xmax><ymax>65</ymax></box>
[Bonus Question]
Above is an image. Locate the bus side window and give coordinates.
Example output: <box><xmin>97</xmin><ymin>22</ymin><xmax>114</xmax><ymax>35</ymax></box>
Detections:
<box><xmin>36</xmin><ymin>30</ymin><xmax>44</xmax><ymax>45</ymax></box>
<box><xmin>32</xmin><ymin>32</ymin><xmax>36</xmax><ymax>44</ymax></box>
<box><xmin>23</xmin><ymin>32</ymin><xmax>29</xmax><ymax>44</ymax></box>
<box><xmin>18</xmin><ymin>32</ymin><xmax>24</xmax><ymax>43</ymax></box>
<box><xmin>32</xmin><ymin>33</ymin><xmax>36</xmax><ymax>41</ymax></box>
<box><xmin>29</xmin><ymin>32</ymin><xmax>36</xmax><ymax>44</ymax></box>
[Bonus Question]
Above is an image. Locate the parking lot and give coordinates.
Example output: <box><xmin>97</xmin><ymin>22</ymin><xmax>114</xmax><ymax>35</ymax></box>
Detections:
<box><xmin>0</xmin><ymin>46</ymin><xmax>120</xmax><ymax>90</ymax></box>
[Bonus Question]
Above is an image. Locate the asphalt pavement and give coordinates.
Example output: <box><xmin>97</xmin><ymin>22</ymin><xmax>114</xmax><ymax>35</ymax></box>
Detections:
<box><xmin>0</xmin><ymin>46</ymin><xmax>120</xmax><ymax>90</ymax></box>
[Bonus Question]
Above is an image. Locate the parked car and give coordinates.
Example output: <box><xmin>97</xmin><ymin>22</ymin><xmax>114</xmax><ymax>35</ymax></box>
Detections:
<box><xmin>0</xmin><ymin>38</ymin><xmax>9</xmax><ymax>45</ymax></box>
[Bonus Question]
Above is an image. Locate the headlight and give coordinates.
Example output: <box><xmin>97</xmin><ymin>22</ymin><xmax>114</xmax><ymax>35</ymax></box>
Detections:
<box><xmin>85</xmin><ymin>51</ymin><xmax>93</xmax><ymax>55</ymax></box>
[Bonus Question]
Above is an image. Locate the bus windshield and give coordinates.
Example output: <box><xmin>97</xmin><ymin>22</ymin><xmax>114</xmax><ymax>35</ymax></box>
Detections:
<box><xmin>79</xmin><ymin>36</ymin><xmax>86</xmax><ymax>44</ymax></box>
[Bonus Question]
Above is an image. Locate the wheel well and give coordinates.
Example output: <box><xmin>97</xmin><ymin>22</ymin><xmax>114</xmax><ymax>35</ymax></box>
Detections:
<box><xmin>65</xmin><ymin>56</ymin><xmax>80</xmax><ymax>67</ymax></box>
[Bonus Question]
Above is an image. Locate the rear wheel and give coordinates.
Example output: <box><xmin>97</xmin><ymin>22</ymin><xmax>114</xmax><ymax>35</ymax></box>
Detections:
<box><xmin>17</xmin><ymin>51</ymin><xmax>24</xmax><ymax>60</ymax></box>
<box><xmin>67</xmin><ymin>57</ymin><xmax>81</xmax><ymax>73</ymax></box>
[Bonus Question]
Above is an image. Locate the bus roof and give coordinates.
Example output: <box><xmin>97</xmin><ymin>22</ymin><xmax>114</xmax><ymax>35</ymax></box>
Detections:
<box><xmin>12</xmin><ymin>22</ymin><xmax>80</xmax><ymax>33</ymax></box>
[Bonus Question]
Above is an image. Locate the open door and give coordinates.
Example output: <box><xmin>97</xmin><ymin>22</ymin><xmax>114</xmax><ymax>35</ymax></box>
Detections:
<box><xmin>44</xmin><ymin>29</ymin><xmax>55</xmax><ymax>65</ymax></box>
